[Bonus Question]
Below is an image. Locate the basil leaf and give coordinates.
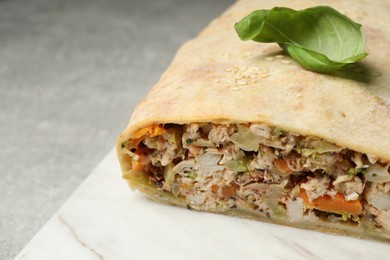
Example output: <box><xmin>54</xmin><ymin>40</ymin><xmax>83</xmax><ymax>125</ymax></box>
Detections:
<box><xmin>235</xmin><ymin>6</ymin><xmax>368</xmax><ymax>72</ymax></box>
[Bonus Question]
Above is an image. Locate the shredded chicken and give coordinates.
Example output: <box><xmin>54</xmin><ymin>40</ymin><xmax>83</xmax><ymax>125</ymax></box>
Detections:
<box><xmin>334</xmin><ymin>176</ymin><xmax>364</xmax><ymax>196</ymax></box>
<box><xmin>208</xmin><ymin>125</ymin><xmax>233</xmax><ymax>145</ymax></box>
<box><xmin>301</xmin><ymin>175</ymin><xmax>330</xmax><ymax>201</ymax></box>
<box><xmin>197</xmin><ymin>153</ymin><xmax>224</xmax><ymax>176</ymax></box>
<box><xmin>123</xmin><ymin>122</ymin><xmax>390</xmax><ymax>231</ymax></box>
<box><xmin>248</xmin><ymin>146</ymin><xmax>275</xmax><ymax>171</ymax></box>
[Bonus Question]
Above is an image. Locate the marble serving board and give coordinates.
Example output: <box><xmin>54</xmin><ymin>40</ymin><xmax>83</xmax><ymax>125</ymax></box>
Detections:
<box><xmin>15</xmin><ymin>149</ymin><xmax>390</xmax><ymax>259</ymax></box>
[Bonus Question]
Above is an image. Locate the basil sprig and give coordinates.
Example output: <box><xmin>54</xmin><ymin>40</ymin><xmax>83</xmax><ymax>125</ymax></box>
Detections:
<box><xmin>235</xmin><ymin>6</ymin><xmax>368</xmax><ymax>72</ymax></box>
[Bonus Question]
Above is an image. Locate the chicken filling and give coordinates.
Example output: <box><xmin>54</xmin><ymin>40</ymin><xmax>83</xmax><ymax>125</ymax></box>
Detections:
<box><xmin>122</xmin><ymin>123</ymin><xmax>390</xmax><ymax>231</ymax></box>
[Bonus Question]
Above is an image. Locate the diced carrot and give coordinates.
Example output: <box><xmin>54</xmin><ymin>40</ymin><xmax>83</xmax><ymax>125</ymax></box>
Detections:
<box><xmin>211</xmin><ymin>184</ymin><xmax>219</xmax><ymax>193</ymax></box>
<box><xmin>149</xmin><ymin>125</ymin><xmax>166</xmax><ymax>137</ymax></box>
<box><xmin>132</xmin><ymin>125</ymin><xmax>166</xmax><ymax>139</ymax></box>
<box><xmin>132</xmin><ymin>147</ymin><xmax>152</xmax><ymax>167</ymax></box>
<box><xmin>181</xmin><ymin>183</ymin><xmax>190</xmax><ymax>190</ymax></box>
<box><xmin>132</xmin><ymin>128</ymin><xmax>150</xmax><ymax>139</ymax></box>
<box><xmin>135</xmin><ymin>147</ymin><xmax>152</xmax><ymax>155</ymax></box>
<box><xmin>274</xmin><ymin>159</ymin><xmax>293</xmax><ymax>174</ymax></box>
<box><xmin>300</xmin><ymin>189</ymin><xmax>362</xmax><ymax>215</ymax></box>
<box><xmin>221</xmin><ymin>182</ymin><xmax>239</xmax><ymax>198</ymax></box>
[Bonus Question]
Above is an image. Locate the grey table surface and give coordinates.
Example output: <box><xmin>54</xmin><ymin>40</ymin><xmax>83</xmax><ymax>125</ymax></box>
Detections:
<box><xmin>0</xmin><ymin>0</ymin><xmax>234</xmax><ymax>259</ymax></box>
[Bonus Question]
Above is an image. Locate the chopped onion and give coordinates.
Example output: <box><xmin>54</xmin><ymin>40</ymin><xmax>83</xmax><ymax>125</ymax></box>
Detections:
<box><xmin>365</xmin><ymin>164</ymin><xmax>390</xmax><ymax>183</ymax></box>
<box><xmin>163</xmin><ymin>163</ymin><xmax>176</xmax><ymax>186</ymax></box>
<box><xmin>366</xmin><ymin>190</ymin><xmax>390</xmax><ymax>211</ymax></box>
<box><xmin>230</xmin><ymin>124</ymin><xmax>263</xmax><ymax>151</ymax></box>
<box><xmin>172</xmin><ymin>183</ymin><xmax>181</xmax><ymax>197</ymax></box>
<box><xmin>286</xmin><ymin>198</ymin><xmax>304</xmax><ymax>222</ymax></box>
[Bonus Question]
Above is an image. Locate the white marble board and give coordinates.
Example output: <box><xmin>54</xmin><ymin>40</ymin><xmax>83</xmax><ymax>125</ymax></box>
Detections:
<box><xmin>15</xmin><ymin>149</ymin><xmax>390</xmax><ymax>260</ymax></box>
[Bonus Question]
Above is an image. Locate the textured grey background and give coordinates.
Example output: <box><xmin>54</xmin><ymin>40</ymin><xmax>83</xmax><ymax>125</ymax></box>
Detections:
<box><xmin>0</xmin><ymin>0</ymin><xmax>234</xmax><ymax>259</ymax></box>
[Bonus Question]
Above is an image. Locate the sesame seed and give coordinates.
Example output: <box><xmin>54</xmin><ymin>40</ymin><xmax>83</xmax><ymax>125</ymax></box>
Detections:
<box><xmin>224</xmin><ymin>68</ymin><xmax>232</xmax><ymax>72</ymax></box>
<box><xmin>214</xmin><ymin>79</ymin><xmax>220</xmax><ymax>83</ymax></box>
<box><xmin>265</xmin><ymin>57</ymin><xmax>274</xmax><ymax>61</ymax></box>
<box><xmin>275</xmin><ymin>55</ymin><xmax>284</xmax><ymax>59</ymax></box>
<box><xmin>259</xmin><ymin>73</ymin><xmax>269</xmax><ymax>78</ymax></box>
<box><xmin>281</xmin><ymin>60</ymin><xmax>291</xmax><ymax>64</ymax></box>
<box><xmin>231</xmin><ymin>86</ymin><xmax>241</xmax><ymax>91</ymax></box>
<box><xmin>237</xmin><ymin>80</ymin><xmax>248</xmax><ymax>85</ymax></box>
<box><xmin>296</xmin><ymin>93</ymin><xmax>303</xmax><ymax>97</ymax></box>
